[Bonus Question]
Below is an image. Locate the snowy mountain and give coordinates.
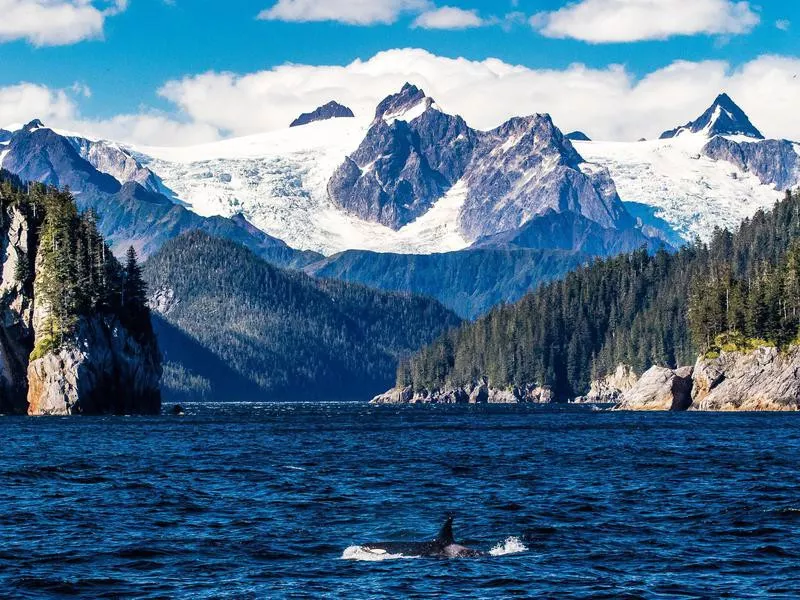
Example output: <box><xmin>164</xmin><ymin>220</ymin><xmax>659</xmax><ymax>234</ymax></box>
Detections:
<box><xmin>0</xmin><ymin>120</ymin><xmax>314</xmax><ymax>266</ymax></box>
<box><xmin>290</xmin><ymin>101</ymin><xmax>354</xmax><ymax>128</ymax></box>
<box><xmin>660</xmin><ymin>93</ymin><xmax>764</xmax><ymax>140</ymax></box>
<box><xmin>575</xmin><ymin>94</ymin><xmax>799</xmax><ymax>243</ymax></box>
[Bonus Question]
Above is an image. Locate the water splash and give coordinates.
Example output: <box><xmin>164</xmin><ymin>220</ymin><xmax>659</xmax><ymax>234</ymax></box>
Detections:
<box><xmin>341</xmin><ymin>546</ymin><xmax>412</xmax><ymax>561</ymax></box>
<box><xmin>489</xmin><ymin>537</ymin><xmax>528</xmax><ymax>556</ymax></box>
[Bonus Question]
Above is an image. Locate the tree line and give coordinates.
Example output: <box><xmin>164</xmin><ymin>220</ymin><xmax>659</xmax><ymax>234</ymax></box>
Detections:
<box><xmin>0</xmin><ymin>171</ymin><xmax>152</xmax><ymax>358</ymax></box>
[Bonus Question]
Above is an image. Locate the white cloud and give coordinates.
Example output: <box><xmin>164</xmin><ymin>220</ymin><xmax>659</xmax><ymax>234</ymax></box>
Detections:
<box><xmin>257</xmin><ymin>0</ymin><xmax>430</xmax><ymax>25</ymax></box>
<box><xmin>0</xmin><ymin>83</ymin><xmax>78</xmax><ymax>126</ymax></box>
<box><xmin>531</xmin><ymin>0</ymin><xmax>760</xmax><ymax>43</ymax></box>
<box><xmin>5</xmin><ymin>49</ymin><xmax>800</xmax><ymax>145</ymax></box>
<box><xmin>0</xmin><ymin>0</ymin><xmax>127</xmax><ymax>46</ymax></box>
<box><xmin>154</xmin><ymin>49</ymin><xmax>800</xmax><ymax>143</ymax></box>
<box><xmin>412</xmin><ymin>6</ymin><xmax>485</xmax><ymax>29</ymax></box>
<box><xmin>776</xmin><ymin>19</ymin><xmax>791</xmax><ymax>31</ymax></box>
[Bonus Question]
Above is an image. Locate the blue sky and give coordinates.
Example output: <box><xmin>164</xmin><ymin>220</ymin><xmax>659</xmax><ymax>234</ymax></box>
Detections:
<box><xmin>0</xmin><ymin>0</ymin><xmax>798</xmax><ymax>144</ymax></box>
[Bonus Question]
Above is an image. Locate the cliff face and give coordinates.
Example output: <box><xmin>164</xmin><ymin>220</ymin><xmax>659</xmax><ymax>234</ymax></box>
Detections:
<box><xmin>690</xmin><ymin>347</ymin><xmax>800</xmax><ymax>411</ymax></box>
<box><xmin>0</xmin><ymin>180</ymin><xmax>161</xmax><ymax>415</ymax></box>
<box><xmin>27</xmin><ymin>316</ymin><xmax>161</xmax><ymax>416</ymax></box>
<box><xmin>614</xmin><ymin>347</ymin><xmax>800</xmax><ymax>411</ymax></box>
<box><xmin>0</xmin><ymin>206</ymin><xmax>36</xmax><ymax>413</ymax></box>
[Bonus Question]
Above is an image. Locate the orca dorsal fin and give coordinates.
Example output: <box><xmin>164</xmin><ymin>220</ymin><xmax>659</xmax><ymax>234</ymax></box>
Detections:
<box><xmin>435</xmin><ymin>516</ymin><xmax>454</xmax><ymax>545</ymax></box>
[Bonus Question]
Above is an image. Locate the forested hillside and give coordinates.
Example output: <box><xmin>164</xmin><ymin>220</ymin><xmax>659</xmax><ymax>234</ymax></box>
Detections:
<box><xmin>143</xmin><ymin>232</ymin><xmax>461</xmax><ymax>402</ymax></box>
<box><xmin>401</xmin><ymin>190</ymin><xmax>800</xmax><ymax>400</ymax></box>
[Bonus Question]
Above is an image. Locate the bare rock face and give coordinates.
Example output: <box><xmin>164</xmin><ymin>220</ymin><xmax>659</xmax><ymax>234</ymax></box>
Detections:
<box><xmin>575</xmin><ymin>364</ymin><xmax>638</xmax><ymax>403</ymax></box>
<box><xmin>616</xmin><ymin>365</ymin><xmax>693</xmax><ymax>411</ymax></box>
<box><xmin>690</xmin><ymin>347</ymin><xmax>800</xmax><ymax>411</ymax></box>
<box><xmin>27</xmin><ymin>317</ymin><xmax>161</xmax><ymax>416</ymax></box>
<box><xmin>370</xmin><ymin>385</ymin><xmax>414</xmax><ymax>405</ymax></box>
<box><xmin>0</xmin><ymin>206</ymin><xmax>36</xmax><ymax>413</ymax></box>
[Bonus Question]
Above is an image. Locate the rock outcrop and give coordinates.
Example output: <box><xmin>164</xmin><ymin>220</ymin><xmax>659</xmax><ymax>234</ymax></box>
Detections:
<box><xmin>27</xmin><ymin>316</ymin><xmax>161</xmax><ymax>416</ymax></box>
<box><xmin>615</xmin><ymin>365</ymin><xmax>693</xmax><ymax>411</ymax></box>
<box><xmin>0</xmin><ymin>175</ymin><xmax>162</xmax><ymax>415</ymax></box>
<box><xmin>574</xmin><ymin>364</ymin><xmax>638</xmax><ymax>403</ymax></box>
<box><xmin>370</xmin><ymin>379</ymin><xmax>554</xmax><ymax>405</ymax></box>
<box><xmin>690</xmin><ymin>347</ymin><xmax>800</xmax><ymax>411</ymax></box>
<box><xmin>290</xmin><ymin>101</ymin><xmax>355</xmax><ymax>127</ymax></box>
<box><xmin>702</xmin><ymin>136</ymin><xmax>799</xmax><ymax>191</ymax></box>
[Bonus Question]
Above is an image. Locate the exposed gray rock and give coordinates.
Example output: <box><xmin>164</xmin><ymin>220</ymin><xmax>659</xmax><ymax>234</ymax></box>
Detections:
<box><xmin>459</xmin><ymin>115</ymin><xmax>631</xmax><ymax>240</ymax></box>
<box><xmin>328</xmin><ymin>84</ymin><xmax>632</xmax><ymax>241</ymax></box>
<box><xmin>328</xmin><ymin>84</ymin><xmax>477</xmax><ymax>230</ymax></box>
<box><xmin>0</xmin><ymin>206</ymin><xmax>36</xmax><ymax>413</ymax></box>
<box><xmin>370</xmin><ymin>385</ymin><xmax>414</xmax><ymax>405</ymax></box>
<box><xmin>566</xmin><ymin>131</ymin><xmax>591</xmax><ymax>141</ymax></box>
<box><xmin>616</xmin><ymin>365</ymin><xmax>693</xmax><ymax>411</ymax></box>
<box><xmin>690</xmin><ymin>347</ymin><xmax>800</xmax><ymax>411</ymax></box>
<box><xmin>27</xmin><ymin>316</ymin><xmax>161</xmax><ymax>416</ymax></box>
<box><xmin>574</xmin><ymin>364</ymin><xmax>638</xmax><ymax>404</ymax></box>
<box><xmin>68</xmin><ymin>136</ymin><xmax>164</xmax><ymax>194</ymax></box>
<box><xmin>290</xmin><ymin>101</ymin><xmax>354</xmax><ymax>127</ymax></box>
<box><xmin>702</xmin><ymin>136</ymin><xmax>799</xmax><ymax>190</ymax></box>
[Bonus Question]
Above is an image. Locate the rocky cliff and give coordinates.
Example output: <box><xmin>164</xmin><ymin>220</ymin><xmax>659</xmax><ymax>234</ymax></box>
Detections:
<box><xmin>0</xmin><ymin>204</ymin><xmax>37</xmax><ymax>413</ymax></box>
<box><xmin>690</xmin><ymin>347</ymin><xmax>800</xmax><ymax>411</ymax></box>
<box><xmin>614</xmin><ymin>346</ymin><xmax>800</xmax><ymax>411</ymax></box>
<box><xmin>574</xmin><ymin>364</ymin><xmax>638</xmax><ymax>404</ymax></box>
<box><xmin>0</xmin><ymin>175</ymin><xmax>161</xmax><ymax>415</ymax></box>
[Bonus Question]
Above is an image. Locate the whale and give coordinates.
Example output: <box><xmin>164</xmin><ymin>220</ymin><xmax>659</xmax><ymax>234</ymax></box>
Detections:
<box><xmin>358</xmin><ymin>517</ymin><xmax>485</xmax><ymax>558</ymax></box>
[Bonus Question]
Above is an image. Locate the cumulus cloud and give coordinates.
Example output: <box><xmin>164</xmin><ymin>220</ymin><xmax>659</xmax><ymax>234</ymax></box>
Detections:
<box><xmin>154</xmin><ymin>49</ymin><xmax>800</xmax><ymax>143</ymax></box>
<box><xmin>5</xmin><ymin>50</ymin><xmax>800</xmax><ymax>145</ymax></box>
<box><xmin>0</xmin><ymin>83</ymin><xmax>78</xmax><ymax>126</ymax></box>
<box><xmin>0</xmin><ymin>0</ymin><xmax>128</xmax><ymax>46</ymax></box>
<box><xmin>412</xmin><ymin>6</ymin><xmax>485</xmax><ymax>29</ymax></box>
<box><xmin>531</xmin><ymin>0</ymin><xmax>760</xmax><ymax>43</ymax></box>
<box><xmin>776</xmin><ymin>19</ymin><xmax>791</xmax><ymax>31</ymax></box>
<box><xmin>257</xmin><ymin>0</ymin><xmax>430</xmax><ymax>25</ymax></box>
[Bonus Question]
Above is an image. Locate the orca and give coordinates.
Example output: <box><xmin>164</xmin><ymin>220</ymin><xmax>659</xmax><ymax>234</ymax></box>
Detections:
<box><xmin>359</xmin><ymin>517</ymin><xmax>485</xmax><ymax>558</ymax></box>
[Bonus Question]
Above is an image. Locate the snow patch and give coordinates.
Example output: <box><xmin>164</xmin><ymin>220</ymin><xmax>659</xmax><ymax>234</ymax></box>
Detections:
<box><xmin>382</xmin><ymin>100</ymin><xmax>430</xmax><ymax>125</ymax></box>
<box><xmin>574</xmin><ymin>136</ymin><xmax>784</xmax><ymax>243</ymax></box>
<box><xmin>133</xmin><ymin>118</ymin><xmax>471</xmax><ymax>256</ymax></box>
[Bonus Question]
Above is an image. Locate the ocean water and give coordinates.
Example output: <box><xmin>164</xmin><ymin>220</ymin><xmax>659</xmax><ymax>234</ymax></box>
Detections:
<box><xmin>2</xmin><ymin>403</ymin><xmax>800</xmax><ymax>598</ymax></box>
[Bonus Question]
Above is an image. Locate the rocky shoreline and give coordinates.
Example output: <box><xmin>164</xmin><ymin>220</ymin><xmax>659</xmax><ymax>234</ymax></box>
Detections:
<box><xmin>616</xmin><ymin>347</ymin><xmax>800</xmax><ymax>411</ymax></box>
<box><xmin>371</xmin><ymin>378</ymin><xmax>554</xmax><ymax>405</ymax></box>
<box><xmin>374</xmin><ymin>347</ymin><xmax>800</xmax><ymax>411</ymax></box>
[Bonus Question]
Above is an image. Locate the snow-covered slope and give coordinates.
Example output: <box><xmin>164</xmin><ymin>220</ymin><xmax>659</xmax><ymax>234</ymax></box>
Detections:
<box><xmin>574</xmin><ymin>133</ymin><xmax>790</xmax><ymax>242</ymax></box>
<box><xmin>132</xmin><ymin>117</ymin><xmax>471</xmax><ymax>255</ymax></box>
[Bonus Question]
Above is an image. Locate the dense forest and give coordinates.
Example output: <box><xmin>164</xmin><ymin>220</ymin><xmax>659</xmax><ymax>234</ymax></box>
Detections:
<box><xmin>142</xmin><ymin>231</ymin><xmax>462</xmax><ymax>402</ymax></box>
<box><xmin>401</xmin><ymin>189</ymin><xmax>800</xmax><ymax>400</ymax></box>
<box><xmin>0</xmin><ymin>171</ymin><xmax>153</xmax><ymax>359</ymax></box>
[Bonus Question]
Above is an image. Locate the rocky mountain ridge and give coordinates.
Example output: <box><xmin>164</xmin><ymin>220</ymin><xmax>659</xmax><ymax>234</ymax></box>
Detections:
<box><xmin>291</xmin><ymin>101</ymin><xmax>354</xmax><ymax>127</ymax></box>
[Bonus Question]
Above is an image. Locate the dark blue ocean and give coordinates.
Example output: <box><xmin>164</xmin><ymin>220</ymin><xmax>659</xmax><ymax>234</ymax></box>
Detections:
<box><xmin>2</xmin><ymin>403</ymin><xmax>800</xmax><ymax>599</ymax></box>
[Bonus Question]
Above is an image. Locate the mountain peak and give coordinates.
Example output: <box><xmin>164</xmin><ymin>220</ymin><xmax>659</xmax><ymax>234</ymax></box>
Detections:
<box><xmin>290</xmin><ymin>101</ymin><xmax>355</xmax><ymax>128</ymax></box>
<box><xmin>660</xmin><ymin>93</ymin><xmax>764</xmax><ymax>140</ymax></box>
<box><xmin>566</xmin><ymin>131</ymin><xmax>592</xmax><ymax>142</ymax></box>
<box><xmin>23</xmin><ymin>119</ymin><xmax>46</xmax><ymax>133</ymax></box>
<box><xmin>373</xmin><ymin>83</ymin><xmax>433</xmax><ymax>124</ymax></box>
